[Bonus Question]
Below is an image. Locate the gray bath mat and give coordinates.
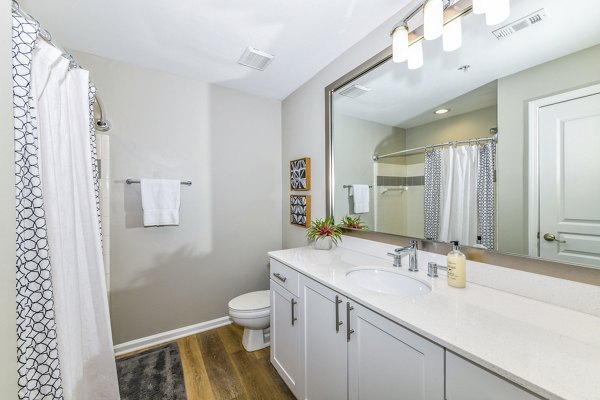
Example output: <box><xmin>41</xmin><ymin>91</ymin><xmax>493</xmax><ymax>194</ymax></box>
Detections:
<box><xmin>117</xmin><ymin>342</ymin><xmax>187</xmax><ymax>400</ymax></box>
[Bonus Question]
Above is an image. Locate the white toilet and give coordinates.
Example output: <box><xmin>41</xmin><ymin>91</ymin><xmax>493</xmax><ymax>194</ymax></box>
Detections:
<box><xmin>228</xmin><ymin>290</ymin><xmax>271</xmax><ymax>352</ymax></box>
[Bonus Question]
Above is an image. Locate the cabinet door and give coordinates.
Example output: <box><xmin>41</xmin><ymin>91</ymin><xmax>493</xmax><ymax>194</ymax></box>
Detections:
<box><xmin>446</xmin><ymin>352</ymin><xmax>544</xmax><ymax>400</ymax></box>
<box><xmin>302</xmin><ymin>277</ymin><xmax>348</xmax><ymax>400</ymax></box>
<box><xmin>348</xmin><ymin>302</ymin><xmax>444</xmax><ymax>400</ymax></box>
<box><xmin>270</xmin><ymin>280</ymin><xmax>302</xmax><ymax>399</ymax></box>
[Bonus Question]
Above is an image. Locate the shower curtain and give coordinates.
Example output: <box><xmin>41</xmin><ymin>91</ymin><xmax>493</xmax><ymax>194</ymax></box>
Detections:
<box><xmin>423</xmin><ymin>143</ymin><xmax>495</xmax><ymax>248</ymax></box>
<box><xmin>13</xmin><ymin>14</ymin><xmax>119</xmax><ymax>400</ymax></box>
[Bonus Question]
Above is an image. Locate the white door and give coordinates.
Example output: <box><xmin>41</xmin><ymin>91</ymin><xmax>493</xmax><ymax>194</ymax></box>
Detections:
<box><xmin>270</xmin><ymin>280</ymin><xmax>302</xmax><ymax>398</ymax></box>
<box><xmin>538</xmin><ymin>92</ymin><xmax>600</xmax><ymax>266</ymax></box>
<box><xmin>347</xmin><ymin>302</ymin><xmax>444</xmax><ymax>400</ymax></box>
<box><xmin>302</xmin><ymin>277</ymin><xmax>348</xmax><ymax>400</ymax></box>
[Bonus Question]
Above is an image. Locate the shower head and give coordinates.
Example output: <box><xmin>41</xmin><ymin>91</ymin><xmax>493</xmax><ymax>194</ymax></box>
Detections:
<box><xmin>94</xmin><ymin>95</ymin><xmax>111</xmax><ymax>132</ymax></box>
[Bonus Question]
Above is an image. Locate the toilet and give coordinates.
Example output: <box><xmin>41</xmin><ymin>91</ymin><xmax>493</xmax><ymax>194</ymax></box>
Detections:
<box><xmin>228</xmin><ymin>290</ymin><xmax>271</xmax><ymax>352</ymax></box>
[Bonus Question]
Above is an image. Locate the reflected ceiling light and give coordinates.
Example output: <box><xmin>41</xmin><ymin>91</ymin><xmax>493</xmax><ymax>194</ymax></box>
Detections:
<box><xmin>486</xmin><ymin>0</ymin><xmax>510</xmax><ymax>26</ymax></box>
<box><xmin>443</xmin><ymin>17</ymin><xmax>462</xmax><ymax>52</ymax></box>
<box><xmin>434</xmin><ymin>108</ymin><xmax>450</xmax><ymax>115</ymax></box>
<box><xmin>407</xmin><ymin>40</ymin><xmax>424</xmax><ymax>70</ymax></box>
<box><xmin>472</xmin><ymin>0</ymin><xmax>488</xmax><ymax>15</ymax></box>
<box><xmin>423</xmin><ymin>0</ymin><xmax>444</xmax><ymax>40</ymax></box>
<box><xmin>392</xmin><ymin>25</ymin><xmax>409</xmax><ymax>63</ymax></box>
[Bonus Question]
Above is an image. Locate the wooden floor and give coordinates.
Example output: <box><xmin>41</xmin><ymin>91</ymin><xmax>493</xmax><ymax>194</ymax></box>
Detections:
<box><xmin>177</xmin><ymin>323</ymin><xmax>295</xmax><ymax>400</ymax></box>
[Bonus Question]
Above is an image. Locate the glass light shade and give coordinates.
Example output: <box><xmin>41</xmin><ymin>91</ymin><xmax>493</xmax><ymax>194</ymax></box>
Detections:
<box><xmin>423</xmin><ymin>0</ymin><xmax>444</xmax><ymax>40</ymax></box>
<box><xmin>486</xmin><ymin>0</ymin><xmax>510</xmax><ymax>26</ymax></box>
<box><xmin>392</xmin><ymin>26</ymin><xmax>409</xmax><ymax>63</ymax></box>
<box><xmin>443</xmin><ymin>17</ymin><xmax>462</xmax><ymax>52</ymax></box>
<box><xmin>472</xmin><ymin>0</ymin><xmax>488</xmax><ymax>15</ymax></box>
<box><xmin>407</xmin><ymin>41</ymin><xmax>424</xmax><ymax>70</ymax></box>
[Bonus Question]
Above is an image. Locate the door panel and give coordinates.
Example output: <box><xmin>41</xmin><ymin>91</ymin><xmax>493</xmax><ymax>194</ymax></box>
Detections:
<box><xmin>270</xmin><ymin>280</ymin><xmax>302</xmax><ymax>398</ymax></box>
<box><xmin>348</xmin><ymin>303</ymin><xmax>444</xmax><ymax>400</ymax></box>
<box><xmin>539</xmin><ymin>92</ymin><xmax>600</xmax><ymax>266</ymax></box>
<box><xmin>302</xmin><ymin>277</ymin><xmax>347</xmax><ymax>400</ymax></box>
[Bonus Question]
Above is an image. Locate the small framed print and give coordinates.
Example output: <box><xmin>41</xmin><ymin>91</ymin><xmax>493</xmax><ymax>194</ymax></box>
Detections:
<box><xmin>290</xmin><ymin>157</ymin><xmax>311</xmax><ymax>191</ymax></box>
<box><xmin>290</xmin><ymin>195</ymin><xmax>311</xmax><ymax>227</ymax></box>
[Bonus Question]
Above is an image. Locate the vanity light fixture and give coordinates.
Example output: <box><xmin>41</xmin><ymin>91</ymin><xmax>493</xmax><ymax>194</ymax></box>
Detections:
<box><xmin>443</xmin><ymin>17</ymin><xmax>462</xmax><ymax>52</ymax></box>
<box><xmin>407</xmin><ymin>40</ymin><xmax>424</xmax><ymax>70</ymax></box>
<box><xmin>486</xmin><ymin>0</ymin><xmax>510</xmax><ymax>26</ymax></box>
<box><xmin>434</xmin><ymin>108</ymin><xmax>450</xmax><ymax>114</ymax></box>
<box><xmin>423</xmin><ymin>0</ymin><xmax>444</xmax><ymax>40</ymax></box>
<box><xmin>391</xmin><ymin>25</ymin><xmax>409</xmax><ymax>63</ymax></box>
<box><xmin>390</xmin><ymin>0</ymin><xmax>511</xmax><ymax>70</ymax></box>
<box><xmin>472</xmin><ymin>0</ymin><xmax>487</xmax><ymax>15</ymax></box>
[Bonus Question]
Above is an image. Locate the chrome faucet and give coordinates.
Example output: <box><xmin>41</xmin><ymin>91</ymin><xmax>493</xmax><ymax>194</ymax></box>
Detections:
<box><xmin>387</xmin><ymin>240</ymin><xmax>419</xmax><ymax>271</ymax></box>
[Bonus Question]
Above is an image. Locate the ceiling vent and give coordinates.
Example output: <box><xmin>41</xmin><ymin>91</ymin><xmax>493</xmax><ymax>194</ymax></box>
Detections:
<box><xmin>492</xmin><ymin>8</ymin><xmax>548</xmax><ymax>40</ymax></box>
<box><xmin>237</xmin><ymin>47</ymin><xmax>274</xmax><ymax>71</ymax></box>
<box><xmin>339</xmin><ymin>84</ymin><xmax>371</xmax><ymax>99</ymax></box>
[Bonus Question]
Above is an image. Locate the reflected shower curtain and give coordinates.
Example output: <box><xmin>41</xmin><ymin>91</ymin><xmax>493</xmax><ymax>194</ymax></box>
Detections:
<box><xmin>423</xmin><ymin>144</ymin><xmax>495</xmax><ymax>248</ymax></box>
<box><xmin>13</xmin><ymin>13</ymin><xmax>119</xmax><ymax>400</ymax></box>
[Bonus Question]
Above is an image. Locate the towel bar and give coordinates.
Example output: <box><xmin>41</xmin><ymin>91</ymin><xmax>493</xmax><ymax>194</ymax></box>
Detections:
<box><xmin>126</xmin><ymin>179</ymin><xmax>192</xmax><ymax>186</ymax></box>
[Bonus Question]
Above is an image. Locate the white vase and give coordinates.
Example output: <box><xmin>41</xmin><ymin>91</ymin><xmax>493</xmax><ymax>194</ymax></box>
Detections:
<box><xmin>314</xmin><ymin>236</ymin><xmax>333</xmax><ymax>250</ymax></box>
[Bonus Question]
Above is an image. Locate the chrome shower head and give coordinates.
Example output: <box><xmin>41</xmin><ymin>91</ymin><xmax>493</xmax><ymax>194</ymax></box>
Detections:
<box><xmin>95</xmin><ymin>119</ymin><xmax>111</xmax><ymax>132</ymax></box>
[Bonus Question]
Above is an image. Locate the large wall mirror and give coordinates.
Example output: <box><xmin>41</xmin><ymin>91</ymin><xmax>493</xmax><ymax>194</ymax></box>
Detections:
<box><xmin>327</xmin><ymin>0</ymin><xmax>600</xmax><ymax>270</ymax></box>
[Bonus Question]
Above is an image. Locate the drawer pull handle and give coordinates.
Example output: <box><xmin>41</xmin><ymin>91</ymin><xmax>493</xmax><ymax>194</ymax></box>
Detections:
<box><xmin>291</xmin><ymin>298</ymin><xmax>297</xmax><ymax>326</ymax></box>
<box><xmin>273</xmin><ymin>272</ymin><xmax>287</xmax><ymax>283</ymax></box>
<box><xmin>346</xmin><ymin>302</ymin><xmax>354</xmax><ymax>342</ymax></box>
<box><xmin>335</xmin><ymin>295</ymin><xmax>343</xmax><ymax>333</ymax></box>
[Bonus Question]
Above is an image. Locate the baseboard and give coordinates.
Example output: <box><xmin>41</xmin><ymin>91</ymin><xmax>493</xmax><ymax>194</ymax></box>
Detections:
<box><xmin>113</xmin><ymin>316</ymin><xmax>232</xmax><ymax>357</ymax></box>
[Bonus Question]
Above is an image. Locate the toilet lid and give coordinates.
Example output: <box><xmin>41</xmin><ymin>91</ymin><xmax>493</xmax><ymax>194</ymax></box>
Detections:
<box><xmin>228</xmin><ymin>290</ymin><xmax>270</xmax><ymax>312</ymax></box>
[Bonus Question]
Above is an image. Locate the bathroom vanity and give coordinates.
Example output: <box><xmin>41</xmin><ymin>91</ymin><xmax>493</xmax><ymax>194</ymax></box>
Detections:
<box><xmin>268</xmin><ymin>239</ymin><xmax>600</xmax><ymax>400</ymax></box>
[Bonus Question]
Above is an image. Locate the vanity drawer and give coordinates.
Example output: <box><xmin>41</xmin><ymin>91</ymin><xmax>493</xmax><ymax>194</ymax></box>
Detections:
<box><xmin>270</xmin><ymin>258</ymin><xmax>299</xmax><ymax>297</ymax></box>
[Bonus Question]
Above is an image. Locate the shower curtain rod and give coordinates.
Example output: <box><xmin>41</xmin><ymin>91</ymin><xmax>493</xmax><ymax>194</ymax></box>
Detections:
<box><xmin>11</xmin><ymin>0</ymin><xmax>111</xmax><ymax>131</ymax></box>
<box><xmin>372</xmin><ymin>133</ymin><xmax>498</xmax><ymax>162</ymax></box>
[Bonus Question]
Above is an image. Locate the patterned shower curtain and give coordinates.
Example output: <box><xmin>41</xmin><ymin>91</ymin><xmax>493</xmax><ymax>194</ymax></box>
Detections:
<box><xmin>423</xmin><ymin>143</ymin><xmax>496</xmax><ymax>249</ymax></box>
<box><xmin>12</xmin><ymin>12</ymin><xmax>114</xmax><ymax>399</ymax></box>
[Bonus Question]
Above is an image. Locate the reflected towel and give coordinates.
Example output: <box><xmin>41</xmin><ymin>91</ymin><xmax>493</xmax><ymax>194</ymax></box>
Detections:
<box><xmin>141</xmin><ymin>179</ymin><xmax>181</xmax><ymax>226</ymax></box>
<box><xmin>351</xmin><ymin>184</ymin><xmax>370</xmax><ymax>214</ymax></box>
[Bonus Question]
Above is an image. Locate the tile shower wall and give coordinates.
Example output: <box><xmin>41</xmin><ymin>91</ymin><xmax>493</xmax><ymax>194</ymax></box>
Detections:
<box><xmin>374</xmin><ymin>162</ymin><xmax>424</xmax><ymax>238</ymax></box>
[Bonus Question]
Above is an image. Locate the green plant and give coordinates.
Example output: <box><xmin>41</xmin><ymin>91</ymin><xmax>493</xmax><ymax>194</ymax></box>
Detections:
<box><xmin>341</xmin><ymin>215</ymin><xmax>369</xmax><ymax>230</ymax></box>
<box><xmin>306</xmin><ymin>217</ymin><xmax>343</xmax><ymax>246</ymax></box>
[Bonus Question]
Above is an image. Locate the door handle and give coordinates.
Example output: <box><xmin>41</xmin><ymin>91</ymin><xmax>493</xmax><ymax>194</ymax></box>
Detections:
<box><xmin>543</xmin><ymin>233</ymin><xmax>566</xmax><ymax>243</ymax></box>
<box><xmin>273</xmin><ymin>272</ymin><xmax>287</xmax><ymax>282</ymax></box>
<box><xmin>291</xmin><ymin>298</ymin><xmax>297</xmax><ymax>326</ymax></box>
<box><xmin>346</xmin><ymin>302</ymin><xmax>354</xmax><ymax>342</ymax></box>
<box><xmin>335</xmin><ymin>295</ymin><xmax>343</xmax><ymax>333</ymax></box>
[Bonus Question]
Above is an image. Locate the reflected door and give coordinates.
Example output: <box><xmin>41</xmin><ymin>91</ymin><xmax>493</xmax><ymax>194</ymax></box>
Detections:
<box><xmin>539</xmin><ymin>92</ymin><xmax>600</xmax><ymax>266</ymax></box>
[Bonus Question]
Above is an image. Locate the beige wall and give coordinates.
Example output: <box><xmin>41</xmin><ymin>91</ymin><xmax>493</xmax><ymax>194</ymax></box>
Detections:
<box><xmin>497</xmin><ymin>45</ymin><xmax>600</xmax><ymax>255</ymax></box>
<box><xmin>71</xmin><ymin>51</ymin><xmax>282</xmax><ymax>344</ymax></box>
<box><xmin>1</xmin><ymin>0</ymin><xmax>17</xmax><ymax>394</ymax></box>
<box><xmin>282</xmin><ymin>5</ymin><xmax>415</xmax><ymax>249</ymax></box>
<box><xmin>333</xmin><ymin>113</ymin><xmax>402</xmax><ymax>229</ymax></box>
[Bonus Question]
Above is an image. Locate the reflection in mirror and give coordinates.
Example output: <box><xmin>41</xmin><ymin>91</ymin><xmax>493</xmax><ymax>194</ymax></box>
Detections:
<box><xmin>330</xmin><ymin>0</ymin><xmax>600</xmax><ymax>268</ymax></box>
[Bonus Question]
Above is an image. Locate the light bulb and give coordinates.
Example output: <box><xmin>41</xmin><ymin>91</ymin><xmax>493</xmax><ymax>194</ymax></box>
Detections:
<box><xmin>407</xmin><ymin>41</ymin><xmax>424</xmax><ymax>70</ymax></box>
<box><xmin>423</xmin><ymin>0</ymin><xmax>444</xmax><ymax>40</ymax></box>
<box><xmin>443</xmin><ymin>17</ymin><xmax>462</xmax><ymax>52</ymax></box>
<box><xmin>472</xmin><ymin>0</ymin><xmax>487</xmax><ymax>15</ymax></box>
<box><xmin>486</xmin><ymin>0</ymin><xmax>510</xmax><ymax>26</ymax></box>
<box><xmin>392</xmin><ymin>25</ymin><xmax>409</xmax><ymax>63</ymax></box>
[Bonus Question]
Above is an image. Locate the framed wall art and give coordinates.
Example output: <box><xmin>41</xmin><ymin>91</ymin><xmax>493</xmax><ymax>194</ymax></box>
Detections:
<box><xmin>290</xmin><ymin>195</ymin><xmax>311</xmax><ymax>227</ymax></box>
<box><xmin>290</xmin><ymin>157</ymin><xmax>311</xmax><ymax>191</ymax></box>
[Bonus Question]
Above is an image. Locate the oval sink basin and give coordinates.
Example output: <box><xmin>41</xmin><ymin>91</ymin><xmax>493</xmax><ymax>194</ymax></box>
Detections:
<box><xmin>346</xmin><ymin>267</ymin><xmax>431</xmax><ymax>297</ymax></box>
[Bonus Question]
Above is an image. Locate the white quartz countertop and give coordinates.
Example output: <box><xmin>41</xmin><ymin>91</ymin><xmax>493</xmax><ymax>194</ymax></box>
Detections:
<box><xmin>268</xmin><ymin>245</ymin><xmax>600</xmax><ymax>400</ymax></box>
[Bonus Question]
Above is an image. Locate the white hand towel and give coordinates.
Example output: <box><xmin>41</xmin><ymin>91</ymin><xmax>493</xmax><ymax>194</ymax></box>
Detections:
<box><xmin>351</xmin><ymin>184</ymin><xmax>370</xmax><ymax>214</ymax></box>
<box><xmin>140</xmin><ymin>179</ymin><xmax>181</xmax><ymax>226</ymax></box>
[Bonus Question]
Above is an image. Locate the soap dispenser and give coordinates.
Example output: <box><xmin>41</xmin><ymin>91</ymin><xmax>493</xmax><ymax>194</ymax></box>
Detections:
<box><xmin>447</xmin><ymin>241</ymin><xmax>466</xmax><ymax>288</ymax></box>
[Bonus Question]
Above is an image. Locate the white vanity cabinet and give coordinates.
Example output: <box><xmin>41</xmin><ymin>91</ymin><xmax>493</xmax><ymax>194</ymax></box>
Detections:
<box><xmin>270</xmin><ymin>260</ymin><xmax>303</xmax><ymax>399</ymax></box>
<box><xmin>446</xmin><ymin>352</ymin><xmax>545</xmax><ymax>400</ymax></box>
<box><xmin>300</xmin><ymin>275</ymin><xmax>444</xmax><ymax>400</ymax></box>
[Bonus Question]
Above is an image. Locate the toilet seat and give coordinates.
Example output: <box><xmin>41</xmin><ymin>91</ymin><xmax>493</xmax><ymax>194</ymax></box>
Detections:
<box><xmin>228</xmin><ymin>290</ymin><xmax>270</xmax><ymax>312</ymax></box>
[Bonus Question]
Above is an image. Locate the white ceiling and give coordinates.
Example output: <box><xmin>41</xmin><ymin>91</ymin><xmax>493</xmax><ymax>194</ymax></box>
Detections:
<box><xmin>19</xmin><ymin>0</ymin><xmax>417</xmax><ymax>99</ymax></box>
<box><xmin>334</xmin><ymin>0</ymin><xmax>600</xmax><ymax>127</ymax></box>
